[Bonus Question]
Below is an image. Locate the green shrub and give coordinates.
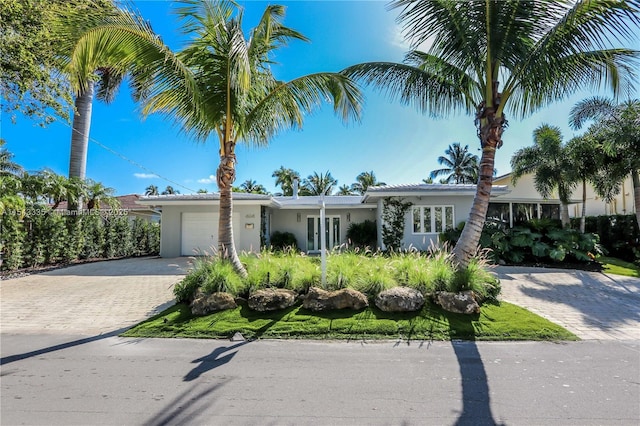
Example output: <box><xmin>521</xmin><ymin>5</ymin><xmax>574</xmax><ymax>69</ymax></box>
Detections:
<box><xmin>270</xmin><ymin>231</ymin><xmax>298</xmax><ymax>251</ymax></box>
<box><xmin>346</xmin><ymin>220</ymin><xmax>377</xmax><ymax>249</ymax></box>
<box><xmin>571</xmin><ymin>214</ymin><xmax>639</xmax><ymax>263</ymax></box>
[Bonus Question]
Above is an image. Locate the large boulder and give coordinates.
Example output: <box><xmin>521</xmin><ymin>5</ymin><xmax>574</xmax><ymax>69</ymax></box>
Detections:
<box><xmin>191</xmin><ymin>292</ymin><xmax>237</xmax><ymax>316</ymax></box>
<box><xmin>303</xmin><ymin>287</ymin><xmax>368</xmax><ymax>312</ymax></box>
<box><xmin>248</xmin><ymin>288</ymin><xmax>297</xmax><ymax>312</ymax></box>
<box><xmin>375</xmin><ymin>287</ymin><xmax>425</xmax><ymax>312</ymax></box>
<box><xmin>435</xmin><ymin>290</ymin><xmax>480</xmax><ymax>315</ymax></box>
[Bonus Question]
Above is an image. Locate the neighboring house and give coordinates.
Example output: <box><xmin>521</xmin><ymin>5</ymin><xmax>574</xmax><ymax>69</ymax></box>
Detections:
<box><xmin>492</xmin><ymin>173</ymin><xmax>636</xmax><ymax>226</ymax></box>
<box><xmin>136</xmin><ymin>184</ymin><xmax>511</xmax><ymax>257</ymax></box>
<box><xmin>53</xmin><ymin>194</ymin><xmax>160</xmax><ymax>222</ymax></box>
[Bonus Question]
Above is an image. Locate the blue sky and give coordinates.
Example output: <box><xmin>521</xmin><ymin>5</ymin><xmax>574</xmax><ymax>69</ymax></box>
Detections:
<box><xmin>2</xmin><ymin>0</ymin><xmax>638</xmax><ymax>196</ymax></box>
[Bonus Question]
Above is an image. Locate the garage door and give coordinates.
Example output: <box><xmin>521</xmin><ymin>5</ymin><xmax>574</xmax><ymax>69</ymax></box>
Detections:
<box><xmin>180</xmin><ymin>212</ymin><xmax>242</xmax><ymax>256</ymax></box>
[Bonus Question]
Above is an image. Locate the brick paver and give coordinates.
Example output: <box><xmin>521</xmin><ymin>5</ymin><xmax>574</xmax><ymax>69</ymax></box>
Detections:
<box><xmin>496</xmin><ymin>266</ymin><xmax>640</xmax><ymax>340</ymax></box>
<box><xmin>0</xmin><ymin>257</ymin><xmax>190</xmax><ymax>335</ymax></box>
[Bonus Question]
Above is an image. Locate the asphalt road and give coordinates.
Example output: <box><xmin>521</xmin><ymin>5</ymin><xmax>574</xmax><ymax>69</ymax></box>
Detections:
<box><xmin>1</xmin><ymin>335</ymin><xmax>638</xmax><ymax>425</ymax></box>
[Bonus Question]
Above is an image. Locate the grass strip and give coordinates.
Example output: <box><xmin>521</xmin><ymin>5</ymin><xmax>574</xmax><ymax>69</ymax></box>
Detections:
<box><xmin>599</xmin><ymin>256</ymin><xmax>640</xmax><ymax>278</ymax></box>
<box><xmin>123</xmin><ymin>300</ymin><xmax>577</xmax><ymax>342</ymax></box>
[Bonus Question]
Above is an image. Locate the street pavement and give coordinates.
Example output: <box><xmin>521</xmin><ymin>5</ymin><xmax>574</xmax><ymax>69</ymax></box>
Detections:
<box><xmin>1</xmin><ymin>257</ymin><xmax>640</xmax><ymax>425</ymax></box>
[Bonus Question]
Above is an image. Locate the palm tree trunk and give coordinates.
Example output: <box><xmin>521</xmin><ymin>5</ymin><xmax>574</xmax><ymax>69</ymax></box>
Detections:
<box><xmin>69</xmin><ymin>81</ymin><xmax>95</xmax><ymax>210</ymax></box>
<box><xmin>216</xmin><ymin>139</ymin><xmax>247</xmax><ymax>277</ymax></box>
<box><xmin>632</xmin><ymin>170</ymin><xmax>640</xmax><ymax>230</ymax></box>
<box><xmin>560</xmin><ymin>201</ymin><xmax>570</xmax><ymax>229</ymax></box>
<box><xmin>452</xmin><ymin>108</ymin><xmax>505</xmax><ymax>268</ymax></box>
<box><xmin>580</xmin><ymin>179</ymin><xmax>586</xmax><ymax>233</ymax></box>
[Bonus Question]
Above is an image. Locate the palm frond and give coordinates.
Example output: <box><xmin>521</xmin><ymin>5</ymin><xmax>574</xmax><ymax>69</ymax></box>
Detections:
<box><xmin>569</xmin><ymin>96</ymin><xmax>616</xmax><ymax>129</ymax></box>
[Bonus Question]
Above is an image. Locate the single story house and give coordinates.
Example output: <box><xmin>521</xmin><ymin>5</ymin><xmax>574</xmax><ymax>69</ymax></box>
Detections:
<box><xmin>137</xmin><ymin>184</ymin><xmax>513</xmax><ymax>257</ymax></box>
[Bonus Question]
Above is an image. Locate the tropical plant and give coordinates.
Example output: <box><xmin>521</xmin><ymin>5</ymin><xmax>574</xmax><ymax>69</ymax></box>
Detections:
<box><xmin>161</xmin><ymin>185</ymin><xmax>179</xmax><ymax>195</ymax></box>
<box><xmin>272</xmin><ymin>166</ymin><xmax>301</xmax><ymax>196</ymax></box>
<box><xmin>139</xmin><ymin>1</ymin><xmax>361</xmax><ymax>276</ymax></box>
<box><xmin>0</xmin><ymin>139</ymin><xmax>23</xmax><ymax>177</ymax></box>
<box><xmin>346</xmin><ymin>220</ymin><xmax>377</xmax><ymax>249</ymax></box>
<box><xmin>336</xmin><ymin>184</ymin><xmax>354</xmax><ymax>196</ymax></box>
<box><xmin>85</xmin><ymin>179</ymin><xmax>117</xmax><ymax>210</ymax></box>
<box><xmin>270</xmin><ymin>231</ymin><xmax>298</xmax><ymax>250</ymax></box>
<box><xmin>239</xmin><ymin>179</ymin><xmax>268</xmax><ymax>194</ymax></box>
<box><xmin>350</xmin><ymin>171</ymin><xmax>386</xmax><ymax>195</ymax></box>
<box><xmin>511</xmin><ymin>124</ymin><xmax>576</xmax><ymax>228</ymax></box>
<box><xmin>565</xmin><ymin>134</ymin><xmax>602</xmax><ymax>233</ymax></box>
<box><xmin>343</xmin><ymin>0</ymin><xmax>639</xmax><ymax>267</ymax></box>
<box><xmin>569</xmin><ymin>97</ymin><xmax>640</xmax><ymax>229</ymax></box>
<box><xmin>145</xmin><ymin>185</ymin><xmax>159</xmax><ymax>196</ymax></box>
<box><xmin>301</xmin><ymin>171</ymin><xmax>338</xmax><ymax>196</ymax></box>
<box><xmin>430</xmin><ymin>143</ymin><xmax>479</xmax><ymax>184</ymax></box>
<box><xmin>381</xmin><ymin>197</ymin><xmax>412</xmax><ymax>251</ymax></box>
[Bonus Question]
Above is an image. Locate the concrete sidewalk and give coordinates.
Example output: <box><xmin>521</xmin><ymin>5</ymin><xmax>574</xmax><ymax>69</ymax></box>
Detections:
<box><xmin>496</xmin><ymin>266</ymin><xmax>640</xmax><ymax>340</ymax></box>
<box><xmin>0</xmin><ymin>257</ymin><xmax>190</xmax><ymax>335</ymax></box>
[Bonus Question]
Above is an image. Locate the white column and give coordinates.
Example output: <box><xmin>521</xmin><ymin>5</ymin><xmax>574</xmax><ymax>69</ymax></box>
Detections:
<box><xmin>319</xmin><ymin>196</ymin><xmax>327</xmax><ymax>287</ymax></box>
<box><xmin>377</xmin><ymin>198</ymin><xmax>385</xmax><ymax>251</ymax></box>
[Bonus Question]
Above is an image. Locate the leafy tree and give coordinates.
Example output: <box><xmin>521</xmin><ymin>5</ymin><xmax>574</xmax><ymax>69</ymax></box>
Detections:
<box><xmin>569</xmin><ymin>97</ymin><xmax>640</xmax><ymax>229</ymax></box>
<box><xmin>430</xmin><ymin>143</ymin><xmax>479</xmax><ymax>184</ymax></box>
<box><xmin>344</xmin><ymin>0</ymin><xmax>639</xmax><ymax>267</ymax></box>
<box><xmin>85</xmin><ymin>179</ymin><xmax>117</xmax><ymax>210</ymax></box>
<box><xmin>272</xmin><ymin>166</ymin><xmax>301</xmax><ymax>196</ymax></box>
<box><xmin>145</xmin><ymin>185</ymin><xmax>159</xmax><ymax>196</ymax></box>
<box><xmin>139</xmin><ymin>1</ymin><xmax>361</xmax><ymax>276</ymax></box>
<box><xmin>350</xmin><ymin>171</ymin><xmax>385</xmax><ymax>195</ymax></box>
<box><xmin>511</xmin><ymin>125</ymin><xmax>575</xmax><ymax>228</ymax></box>
<box><xmin>301</xmin><ymin>171</ymin><xmax>338</xmax><ymax>196</ymax></box>
<box><xmin>0</xmin><ymin>0</ymin><xmax>72</xmax><ymax>124</ymax></box>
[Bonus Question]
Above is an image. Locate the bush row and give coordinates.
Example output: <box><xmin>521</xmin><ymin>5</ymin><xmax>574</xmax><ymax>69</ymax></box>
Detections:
<box><xmin>570</xmin><ymin>214</ymin><xmax>640</xmax><ymax>263</ymax></box>
<box><xmin>174</xmin><ymin>249</ymin><xmax>501</xmax><ymax>304</ymax></box>
<box><xmin>0</xmin><ymin>207</ymin><xmax>159</xmax><ymax>271</ymax></box>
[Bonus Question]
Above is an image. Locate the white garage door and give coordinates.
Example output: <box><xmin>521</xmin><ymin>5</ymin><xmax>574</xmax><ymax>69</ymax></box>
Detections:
<box><xmin>180</xmin><ymin>212</ymin><xmax>242</xmax><ymax>256</ymax></box>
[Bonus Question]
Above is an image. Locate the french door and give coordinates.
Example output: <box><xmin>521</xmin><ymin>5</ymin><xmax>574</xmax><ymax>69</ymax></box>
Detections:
<box><xmin>307</xmin><ymin>215</ymin><xmax>340</xmax><ymax>251</ymax></box>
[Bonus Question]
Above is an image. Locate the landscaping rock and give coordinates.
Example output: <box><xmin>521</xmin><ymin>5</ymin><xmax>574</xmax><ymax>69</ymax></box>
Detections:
<box><xmin>191</xmin><ymin>292</ymin><xmax>237</xmax><ymax>315</ymax></box>
<box><xmin>303</xmin><ymin>287</ymin><xmax>368</xmax><ymax>312</ymax></box>
<box><xmin>375</xmin><ymin>287</ymin><xmax>425</xmax><ymax>312</ymax></box>
<box><xmin>248</xmin><ymin>288</ymin><xmax>297</xmax><ymax>312</ymax></box>
<box><xmin>434</xmin><ymin>290</ymin><xmax>480</xmax><ymax>315</ymax></box>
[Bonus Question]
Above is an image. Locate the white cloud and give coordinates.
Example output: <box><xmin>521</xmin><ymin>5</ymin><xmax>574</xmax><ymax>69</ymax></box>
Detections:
<box><xmin>197</xmin><ymin>175</ymin><xmax>216</xmax><ymax>184</ymax></box>
<box><xmin>133</xmin><ymin>173</ymin><xmax>159</xmax><ymax>179</ymax></box>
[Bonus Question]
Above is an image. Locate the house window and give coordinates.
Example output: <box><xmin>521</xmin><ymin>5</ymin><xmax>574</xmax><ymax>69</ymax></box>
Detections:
<box><xmin>540</xmin><ymin>204</ymin><xmax>560</xmax><ymax>220</ymax></box>
<box><xmin>412</xmin><ymin>206</ymin><xmax>454</xmax><ymax>234</ymax></box>
<box><xmin>513</xmin><ymin>203</ymin><xmax>538</xmax><ymax>225</ymax></box>
<box><xmin>487</xmin><ymin>202</ymin><xmax>510</xmax><ymax>228</ymax></box>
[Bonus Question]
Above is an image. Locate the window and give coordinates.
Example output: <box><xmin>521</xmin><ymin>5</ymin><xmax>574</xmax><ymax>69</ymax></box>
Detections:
<box><xmin>540</xmin><ymin>204</ymin><xmax>560</xmax><ymax>220</ymax></box>
<box><xmin>487</xmin><ymin>202</ymin><xmax>510</xmax><ymax>228</ymax></box>
<box><xmin>513</xmin><ymin>203</ymin><xmax>538</xmax><ymax>225</ymax></box>
<box><xmin>412</xmin><ymin>206</ymin><xmax>454</xmax><ymax>234</ymax></box>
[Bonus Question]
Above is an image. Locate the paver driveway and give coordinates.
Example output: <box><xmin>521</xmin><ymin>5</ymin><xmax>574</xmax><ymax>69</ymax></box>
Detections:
<box><xmin>0</xmin><ymin>257</ymin><xmax>190</xmax><ymax>335</ymax></box>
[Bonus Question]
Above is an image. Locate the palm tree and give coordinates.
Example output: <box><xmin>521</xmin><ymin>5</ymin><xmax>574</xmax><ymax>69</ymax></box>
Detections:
<box><xmin>350</xmin><ymin>171</ymin><xmax>385</xmax><ymax>195</ymax></box>
<box><xmin>161</xmin><ymin>186</ymin><xmax>178</xmax><ymax>195</ymax></box>
<box><xmin>239</xmin><ymin>179</ymin><xmax>268</xmax><ymax>194</ymax></box>
<box><xmin>511</xmin><ymin>125</ymin><xmax>575</xmax><ymax>228</ymax></box>
<box><xmin>0</xmin><ymin>139</ymin><xmax>23</xmax><ymax>177</ymax></box>
<box><xmin>343</xmin><ymin>0</ymin><xmax>639</xmax><ymax>267</ymax></box>
<box><xmin>336</xmin><ymin>184</ymin><xmax>354</xmax><ymax>196</ymax></box>
<box><xmin>565</xmin><ymin>134</ymin><xmax>602</xmax><ymax>233</ymax></box>
<box><xmin>272</xmin><ymin>166</ymin><xmax>301</xmax><ymax>196</ymax></box>
<box><xmin>430</xmin><ymin>143</ymin><xmax>479</xmax><ymax>184</ymax></box>
<box><xmin>140</xmin><ymin>1</ymin><xmax>361</xmax><ymax>276</ymax></box>
<box><xmin>38</xmin><ymin>169</ymin><xmax>71</xmax><ymax>210</ymax></box>
<box><xmin>569</xmin><ymin>97</ymin><xmax>640</xmax><ymax>228</ymax></box>
<box><xmin>52</xmin><ymin>2</ymin><xmax>182</xmax><ymax>208</ymax></box>
<box><xmin>301</xmin><ymin>171</ymin><xmax>337</xmax><ymax>196</ymax></box>
<box><xmin>145</xmin><ymin>185</ymin><xmax>159</xmax><ymax>196</ymax></box>
<box><xmin>85</xmin><ymin>179</ymin><xmax>117</xmax><ymax>211</ymax></box>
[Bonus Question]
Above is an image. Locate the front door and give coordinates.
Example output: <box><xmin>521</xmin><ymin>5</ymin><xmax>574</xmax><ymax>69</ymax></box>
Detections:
<box><xmin>307</xmin><ymin>215</ymin><xmax>341</xmax><ymax>251</ymax></box>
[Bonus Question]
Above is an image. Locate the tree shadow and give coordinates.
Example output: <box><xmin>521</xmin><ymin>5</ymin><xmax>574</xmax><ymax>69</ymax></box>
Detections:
<box><xmin>449</xmin><ymin>318</ymin><xmax>503</xmax><ymax>426</ymax></box>
<box><xmin>183</xmin><ymin>341</ymin><xmax>249</xmax><ymax>382</ymax></box>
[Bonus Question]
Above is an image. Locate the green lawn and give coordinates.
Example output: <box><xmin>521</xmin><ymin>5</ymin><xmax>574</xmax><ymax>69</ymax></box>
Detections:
<box><xmin>123</xmin><ymin>300</ymin><xmax>578</xmax><ymax>341</ymax></box>
<box><xmin>599</xmin><ymin>256</ymin><xmax>640</xmax><ymax>278</ymax></box>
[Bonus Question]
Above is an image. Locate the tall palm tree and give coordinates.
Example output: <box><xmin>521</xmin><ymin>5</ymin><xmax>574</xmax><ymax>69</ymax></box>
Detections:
<box><xmin>430</xmin><ymin>143</ymin><xmax>479</xmax><ymax>184</ymax></box>
<box><xmin>140</xmin><ymin>1</ymin><xmax>361</xmax><ymax>276</ymax></box>
<box><xmin>350</xmin><ymin>171</ymin><xmax>385</xmax><ymax>195</ymax></box>
<box><xmin>565</xmin><ymin>134</ymin><xmax>602</xmax><ymax>233</ymax></box>
<box><xmin>239</xmin><ymin>179</ymin><xmax>268</xmax><ymax>194</ymax></box>
<box><xmin>511</xmin><ymin>125</ymin><xmax>575</xmax><ymax>228</ymax></box>
<box><xmin>344</xmin><ymin>0</ymin><xmax>639</xmax><ymax>267</ymax></box>
<box><xmin>301</xmin><ymin>171</ymin><xmax>337</xmax><ymax>196</ymax></box>
<box><xmin>85</xmin><ymin>179</ymin><xmax>117</xmax><ymax>211</ymax></box>
<box><xmin>0</xmin><ymin>139</ymin><xmax>23</xmax><ymax>177</ymax></box>
<box><xmin>272</xmin><ymin>166</ymin><xmax>301</xmax><ymax>196</ymax></box>
<box><xmin>39</xmin><ymin>169</ymin><xmax>71</xmax><ymax>210</ymax></box>
<box><xmin>52</xmin><ymin>2</ymin><xmax>184</xmax><ymax>208</ymax></box>
<box><xmin>145</xmin><ymin>185</ymin><xmax>159</xmax><ymax>196</ymax></box>
<box><xmin>569</xmin><ymin>97</ymin><xmax>640</xmax><ymax>228</ymax></box>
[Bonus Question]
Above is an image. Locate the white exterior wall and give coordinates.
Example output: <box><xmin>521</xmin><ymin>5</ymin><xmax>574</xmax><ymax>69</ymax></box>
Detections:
<box><xmin>159</xmin><ymin>204</ymin><xmax>262</xmax><ymax>257</ymax></box>
<box><xmin>269</xmin><ymin>208</ymin><xmax>376</xmax><ymax>251</ymax></box>
<box><xmin>381</xmin><ymin>195</ymin><xmax>473</xmax><ymax>251</ymax></box>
